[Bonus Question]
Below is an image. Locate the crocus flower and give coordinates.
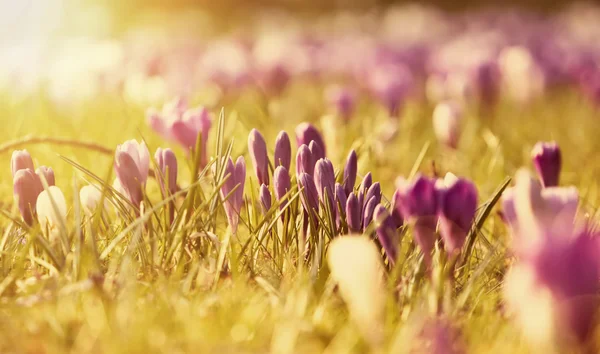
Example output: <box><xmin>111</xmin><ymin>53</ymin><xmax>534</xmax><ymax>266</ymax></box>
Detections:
<box><xmin>395</xmin><ymin>174</ymin><xmax>439</xmax><ymax>265</ymax></box>
<box><xmin>297</xmin><ymin>172</ymin><xmax>319</xmax><ymax>216</ymax></box>
<box><xmin>248</xmin><ymin>129</ymin><xmax>270</xmax><ymax>186</ymax></box>
<box><xmin>36</xmin><ymin>186</ymin><xmax>67</xmax><ymax>235</ymax></box>
<box><xmin>437</xmin><ymin>175</ymin><xmax>478</xmax><ymax>254</ymax></box>
<box><xmin>295</xmin><ymin>122</ymin><xmax>326</xmax><ymax>157</ymax></box>
<box><xmin>79</xmin><ymin>185</ymin><xmax>108</xmax><ymax>217</ymax></box>
<box><xmin>314</xmin><ymin>158</ymin><xmax>336</xmax><ymax>212</ymax></box>
<box><xmin>220</xmin><ymin>156</ymin><xmax>246</xmax><ymax>233</ymax></box>
<box><xmin>432</xmin><ymin>101</ymin><xmax>463</xmax><ymax>149</ymax></box>
<box><xmin>325</xmin><ymin>85</ymin><xmax>356</xmax><ymax>120</ymax></box>
<box><xmin>295</xmin><ymin>144</ymin><xmax>316</xmax><ymax>177</ymax></box>
<box><xmin>259</xmin><ymin>184</ymin><xmax>271</xmax><ymax>214</ymax></box>
<box><xmin>531</xmin><ymin>141</ymin><xmax>561</xmax><ymax>188</ymax></box>
<box><xmin>146</xmin><ymin>98</ymin><xmax>212</xmax><ymax>166</ymax></box>
<box><xmin>373</xmin><ymin>204</ymin><xmax>400</xmax><ymax>264</ymax></box>
<box><xmin>367</xmin><ymin>64</ymin><xmax>413</xmax><ymax>116</ymax></box>
<box><xmin>10</xmin><ymin>150</ymin><xmax>34</xmax><ymax>177</ymax></box>
<box><xmin>362</xmin><ymin>196</ymin><xmax>378</xmax><ymax>231</ymax></box>
<box><xmin>390</xmin><ymin>190</ymin><xmax>404</xmax><ymax>228</ymax></box>
<box><xmin>114</xmin><ymin>140</ymin><xmax>150</xmax><ymax>209</ymax></box>
<box><xmin>308</xmin><ymin>141</ymin><xmax>325</xmax><ymax>162</ymax></box>
<box><xmin>343</xmin><ymin>150</ymin><xmax>357</xmax><ymax>195</ymax></box>
<box><xmin>274</xmin><ymin>131</ymin><xmax>291</xmax><ymax>171</ymax></box>
<box><xmin>334</xmin><ymin>183</ymin><xmax>347</xmax><ymax>219</ymax></box>
<box><xmin>13</xmin><ymin>169</ymin><xmax>43</xmax><ymax>225</ymax></box>
<box><xmin>36</xmin><ymin>166</ymin><xmax>55</xmax><ymax>187</ymax></box>
<box><xmin>346</xmin><ymin>193</ymin><xmax>361</xmax><ymax>233</ymax></box>
<box><xmin>154</xmin><ymin>148</ymin><xmax>178</xmax><ymax>196</ymax></box>
<box><xmin>273</xmin><ymin>166</ymin><xmax>291</xmax><ymax>209</ymax></box>
<box><xmin>364</xmin><ymin>182</ymin><xmax>382</xmax><ymax>207</ymax></box>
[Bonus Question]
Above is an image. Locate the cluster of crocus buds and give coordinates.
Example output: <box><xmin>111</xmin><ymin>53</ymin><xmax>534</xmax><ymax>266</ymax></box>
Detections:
<box><xmin>146</xmin><ymin>97</ymin><xmax>213</xmax><ymax>166</ymax></box>
<box><xmin>531</xmin><ymin>141</ymin><xmax>561</xmax><ymax>188</ymax></box>
<box><xmin>11</xmin><ymin>150</ymin><xmax>56</xmax><ymax>226</ymax></box>
<box><xmin>394</xmin><ymin>173</ymin><xmax>478</xmax><ymax>266</ymax></box>
<box><xmin>113</xmin><ymin>139</ymin><xmax>150</xmax><ymax>210</ymax></box>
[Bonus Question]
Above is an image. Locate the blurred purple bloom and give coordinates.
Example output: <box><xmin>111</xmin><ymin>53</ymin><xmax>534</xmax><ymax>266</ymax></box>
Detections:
<box><xmin>295</xmin><ymin>123</ymin><xmax>326</xmax><ymax>157</ymax></box>
<box><xmin>531</xmin><ymin>141</ymin><xmax>561</xmax><ymax>188</ymax></box>
<box><xmin>373</xmin><ymin>204</ymin><xmax>400</xmax><ymax>264</ymax></box>
<box><xmin>325</xmin><ymin>85</ymin><xmax>356</xmax><ymax>120</ymax></box>
<box><xmin>274</xmin><ymin>131</ymin><xmax>291</xmax><ymax>171</ymax></box>
<box><xmin>248</xmin><ymin>129</ymin><xmax>270</xmax><ymax>186</ymax></box>
<box><xmin>437</xmin><ymin>176</ymin><xmax>478</xmax><ymax>254</ymax></box>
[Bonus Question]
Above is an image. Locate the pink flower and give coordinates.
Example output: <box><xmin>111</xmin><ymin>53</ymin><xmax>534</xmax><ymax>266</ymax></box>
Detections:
<box><xmin>114</xmin><ymin>140</ymin><xmax>150</xmax><ymax>209</ymax></box>
<box><xmin>219</xmin><ymin>156</ymin><xmax>246</xmax><ymax>233</ymax></box>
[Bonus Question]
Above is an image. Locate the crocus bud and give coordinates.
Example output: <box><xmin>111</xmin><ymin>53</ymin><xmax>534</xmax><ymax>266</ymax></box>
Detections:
<box><xmin>13</xmin><ymin>169</ymin><xmax>43</xmax><ymax>225</ymax></box>
<box><xmin>220</xmin><ymin>156</ymin><xmax>246</xmax><ymax>233</ymax></box>
<box><xmin>248</xmin><ymin>129</ymin><xmax>270</xmax><ymax>186</ymax></box>
<box><xmin>36</xmin><ymin>186</ymin><xmax>67</xmax><ymax>234</ymax></box>
<box><xmin>155</xmin><ymin>148</ymin><xmax>178</xmax><ymax>195</ymax></box>
<box><xmin>259</xmin><ymin>184</ymin><xmax>271</xmax><ymax>213</ymax></box>
<box><xmin>273</xmin><ymin>166</ymin><xmax>291</xmax><ymax>208</ymax></box>
<box><xmin>433</xmin><ymin>101</ymin><xmax>463</xmax><ymax>149</ymax></box>
<box><xmin>364</xmin><ymin>182</ymin><xmax>382</xmax><ymax>206</ymax></box>
<box><xmin>79</xmin><ymin>185</ymin><xmax>108</xmax><ymax>216</ymax></box>
<box><xmin>346</xmin><ymin>193</ymin><xmax>361</xmax><ymax>233</ymax></box>
<box><xmin>335</xmin><ymin>183</ymin><xmax>347</xmax><ymax>217</ymax></box>
<box><xmin>531</xmin><ymin>141</ymin><xmax>561</xmax><ymax>188</ymax></box>
<box><xmin>373</xmin><ymin>204</ymin><xmax>399</xmax><ymax>264</ymax></box>
<box><xmin>343</xmin><ymin>150</ymin><xmax>357</xmax><ymax>195</ymax></box>
<box><xmin>325</xmin><ymin>85</ymin><xmax>356</xmax><ymax>120</ymax></box>
<box><xmin>274</xmin><ymin>131</ymin><xmax>291</xmax><ymax>171</ymax></box>
<box><xmin>395</xmin><ymin>174</ymin><xmax>439</xmax><ymax>266</ymax></box>
<box><xmin>36</xmin><ymin>166</ymin><xmax>55</xmax><ymax>187</ymax></box>
<box><xmin>390</xmin><ymin>190</ymin><xmax>404</xmax><ymax>229</ymax></box>
<box><xmin>363</xmin><ymin>196</ymin><xmax>378</xmax><ymax>231</ymax></box>
<box><xmin>308</xmin><ymin>140</ymin><xmax>325</xmax><ymax>162</ymax></box>
<box><xmin>359</xmin><ymin>172</ymin><xmax>373</xmax><ymax>197</ymax></box>
<box><xmin>295</xmin><ymin>145</ymin><xmax>315</xmax><ymax>177</ymax></box>
<box><xmin>296</xmin><ymin>122</ymin><xmax>326</xmax><ymax>157</ymax></box>
<box><xmin>11</xmin><ymin>150</ymin><xmax>34</xmax><ymax>177</ymax></box>
<box><xmin>298</xmin><ymin>172</ymin><xmax>319</xmax><ymax>215</ymax></box>
<box><xmin>314</xmin><ymin>158</ymin><xmax>336</xmax><ymax>211</ymax></box>
<box><xmin>114</xmin><ymin>140</ymin><xmax>150</xmax><ymax>209</ymax></box>
<box><xmin>437</xmin><ymin>177</ymin><xmax>478</xmax><ymax>254</ymax></box>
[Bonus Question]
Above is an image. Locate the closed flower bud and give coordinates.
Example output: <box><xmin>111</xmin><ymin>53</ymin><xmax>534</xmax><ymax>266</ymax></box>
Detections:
<box><xmin>335</xmin><ymin>183</ymin><xmax>347</xmax><ymax>218</ymax></box>
<box><xmin>343</xmin><ymin>150</ymin><xmax>357</xmax><ymax>196</ymax></box>
<box><xmin>363</xmin><ymin>196</ymin><xmax>378</xmax><ymax>231</ymax></box>
<box><xmin>274</xmin><ymin>131</ymin><xmax>291</xmax><ymax>171</ymax></box>
<box><xmin>36</xmin><ymin>166</ymin><xmax>55</xmax><ymax>187</ymax></box>
<box><xmin>298</xmin><ymin>172</ymin><xmax>319</xmax><ymax>215</ymax></box>
<box><xmin>220</xmin><ymin>156</ymin><xmax>246</xmax><ymax>233</ymax></box>
<box><xmin>155</xmin><ymin>148</ymin><xmax>178</xmax><ymax>195</ymax></box>
<box><xmin>390</xmin><ymin>190</ymin><xmax>404</xmax><ymax>228</ymax></box>
<box><xmin>314</xmin><ymin>158</ymin><xmax>336</xmax><ymax>211</ymax></box>
<box><xmin>295</xmin><ymin>145</ymin><xmax>315</xmax><ymax>177</ymax></box>
<box><xmin>373</xmin><ymin>204</ymin><xmax>400</xmax><ymax>264</ymax></box>
<box><xmin>273</xmin><ymin>166</ymin><xmax>291</xmax><ymax>208</ymax></box>
<box><xmin>296</xmin><ymin>122</ymin><xmax>326</xmax><ymax>157</ymax></box>
<box><xmin>114</xmin><ymin>140</ymin><xmax>150</xmax><ymax>209</ymax></box>
<box><xmin>308</xmin><ymin>140</ymin><xmax>325</xmax><ymax>162</ymax></box>
<box><xmin>13</xmin><ymin>169</ymin><xmax>43</xmax><ymax>225</ymax></box>
<box><xmin>11</xmin><ymin>150</ymin><xmax>34</xmax><ymax>177</ymax></box>
<box><xmin>346</xmin><ymin>193</ymin><xmax>361</xmax><ymax>233</ymax></box>
<box><xmin>433</xmin><ymin>101</ymin><xmax>463</xmax><ymax>149</ymax></box>
<box><xmin>531</xmin><ymin>141</ymin><xmax>561</xmax><ymax>188</ymax></box>
<box><xmin>364</xmin><ymin>182</ymin><xmax>382</xmax><ymax>207</ymax></box>
<box><xmin>259</xmin><ymin>184</ymin><xmax>271</xmax><ymax>213</ymax></box>
<box><xmin>248</xmin><ymin>129</ymin><xmax>270</xmax><ymax>186</ymax></box>
<box><xmin>359</xmin><ymin>172</ymin><xmax>373</xmax><ymax>197</ymax></box>
<box><xmin>437</xmin><ymin>176</ymin><xmax>478</xmax><ymax>254</ymax></box>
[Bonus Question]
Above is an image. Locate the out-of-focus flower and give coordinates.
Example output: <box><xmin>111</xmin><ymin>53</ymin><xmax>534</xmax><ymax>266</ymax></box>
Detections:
<box><xmin>259</xmin><ymin>184</ymin><xmax>271</xmax><ymax>214</ymax></box>
<box><xmin>367</xmin><ymin>64</ymin><xmax>413</xmax><ymax>116</ymax></box>
<box><xmin>79</xmin><ymin>185</ymin><xmax>109</xmax><ymax>217</ymax></box>
<box><xmin>395</xmin><ymin>174</ymin><xmax>439</xmax><ymax>265</ymax></box>
<box><xmin>411</xmin><ymin>318</ymin><xmax>466</xmax><ymax>354</ymax></box>
<box><xmin>327</xmin><ymin>235</ymin><xmax>385</xmax><ymax>346</ymax></box>
<box><xmin>325</xmin><ymin>85</ymin><xmax>356</xmax><ymax>120</ymax></box>
<box><xmin>10</xmin><ymin>150</ymin><xmax>34</xmax><ymax>177</ymax></box>
<box><xmin>273</xmin><ymin>166</ymin><xmax>291</xmax><ymax>209</ymax></box>
<box><xmin>436</xmin><ymin>174</ymin><xmax>478</xmax><ymax>254</ymax></box>
<box><xmin>36</xmin><ymin>186</ymin><xmax>67</xmax><ymax>234</ymax></box>
<box><xmin>531</xmin><ymin>141</ymin><xmax>561</xmax><ymax>188</ymax></box>
<box><xmin>147</xmin><ymin>98</ymin><xmax>212</xmax><ymax>165</ymax></box>
<box><xmin>373</xmin><ymin>204</ymin><xmax>400</xmax><ymax>264</ymax></box>
<box><xmin>154</xmin><ymin>148</ymin><xmax>178</xmax><ymax>196</ymax></box>
<box><xmin>114</xmin><ymin>140</ymin><xmax>150</xmax><ymax>209</ymax></box>
<box><xmin>343</xmin><ymin>150</ymin><xmax>358</xmax><ymax>195</ymax></box>
<box><xmin>13</xmin><ymin>168</ymin><xmax>43</xmax><ymax>225</ymax></box>
<box><xmin>248</xmin><ymin>129</ymin><xmax>270</xmax><ymax>186</ymax></box>
<box><xmin>220</xmin><ymin>156</ymin><xmax>246</xmax><ymax>233</ymax></box>
<box><xmin>295</xmin><ymin>123</ymin><xmax>326</xmax><ymax>157</ymax></box>
<box><xmin>499</xmin><ymin>46</ymin><xmax>546</xmax><ymax>103</ymax></box>
<box><xmin>432</xmin><ymin>101</ymin><xmax>463</xmax><ymax>149</ymax></box>
<box><xmin>274</xmin><ymin>131</ymin><xmax>291</xmax><ymax>171</ymax></box>
<box><xmin>36</xmin><ymin>166</ymin><xmax>55</xmax><ymax>187</ymax></box>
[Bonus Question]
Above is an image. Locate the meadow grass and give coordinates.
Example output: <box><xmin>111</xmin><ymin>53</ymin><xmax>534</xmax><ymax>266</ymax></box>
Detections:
<box><xmin>0</xmin><ymin>85</ymin><xmax>598</xmax><ymax>353</ymax></box>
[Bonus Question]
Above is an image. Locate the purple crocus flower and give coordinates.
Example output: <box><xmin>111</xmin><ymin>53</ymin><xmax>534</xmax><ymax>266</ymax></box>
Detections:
<box><xmin>334</xmin><ymin>183</ymin><xmax>347</xmax><ymax>219</ymax></box>
<box><xmin>295</xmin><ymin>123</ymin><xmax>326</xmax><ymax>157</ymax></box>
<box><xmin>437</xmin><ymin>175</ymin><xmax>478</xmax><ymax>254</ymax></box>
<box><xmin>274</xmin><ymin>131</ymin><xmax>291</xmax><ymax>171</ymax></box>
<box><xmin>364</xmin><ymin>182</ymin><xmax>382</xmax><ymax>207</ymax></box>
<box><xmin>314</xmin><ymin>158</ymin><xmax>336</xmax><ymax>212</ymax></box>
<box><xmin>295</xmin><ymin>144</ymin><xmax>315</xmax><ymax>177</ymax></box>
<box><xmin>346</xmin><ymin>193</ymin><xmax>361</xmax><ymax>233</ymax></box>
<box><xmin>297</xmin><ymin>172</ymin><xmax>320</xmax><ymax>217</ymax></box>
<box><xmin>13</xmin><ymin>168</ymin><xmax>43</xmax><ymax>226</ymax></box>
<box><xmin>273</xmin><ymin>166</ymin><xmax>291</xmax><ymax>209</ymax></box>
<box><xmin>390</xmin><ymin>190</ymin><xmax>404</xmax><ymax>229</ymax></box>
<box><xmin>36</xmin><ymin>166</ymin><xmax>55</xmax><ymax>187</ymax></box>
<box><xmin>248</xmin><ymin>129</ymin><xmax>270</xmax><ymax>186</ymax></box>
<box><xmin>220</xmin><ymin>156</ymin><xmax>246</xmax><ymax>233</ymax></box>
<box><xmin>11</xmin><ymin>150</ymin><xmax>34</xmax><ymax>178</ymax></box>
<box><xmin>114</xmin><ymin>140</ymin><xmax>150</xmax><ymax>209</ymax></box>
<box><xmin>373</xmin><ymin>204</ymin><xmax>400</xmax><ymax>265</ymax></box>
<box><xmin>395</xmin><ymin>174</ymin><xmax>439</xmax><ymax>266</ymax></box>
<box><xmin>259</xmin><ymin>184</ymin><xmax>271</xmax><ymax>214</ymax></box>
<box><xmin>362</xmin><ymin>196</ymin><xmax>378</xmax><ymax>231</ymax></box>
<box><xmin>154</xmin><ymin>148</ymin><xmax>178</xmax><ymax>196</ymax></box>
<box><xmin>531</xmin><ymin>141</ymin><xmax>561</xmax><ymax>188</ymax></box>
<box><xmin>308</xmin><ymin>141</ymin><xmax>325</xmax><ymax>162</ymax></box>
<box><xmin>343</xmin><ymin>150</ymin><xmax>357</xmax><ymax>195</ymax></box>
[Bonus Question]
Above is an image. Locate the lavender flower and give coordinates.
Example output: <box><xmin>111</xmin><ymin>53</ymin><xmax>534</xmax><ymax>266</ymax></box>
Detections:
<box><xmin>114</xmin><ymin>140</ymin><xmax>150</xmax><ymax>209</ymax></box>
<box><xmin>343</xmin><ymin>150</ymin><xmax>357</xmax><ymax>195</ymax></box>
<box><xmin>154</xmin><ymin>148</ymin><xmax>178</xmax><ymax>196</ymax></box>
<box><xmin>531</xmin><ymin>141</ymin><xmax>561</xmax><ymax>188</ymax></box>
<box><xmin>274</xmin><ymin>131</ymin><xmax>291</xmax><ymax>171</ymax></box>
<box><xmin>373</xmin><ymin>204</ymin><xmax>400</xmax><ymax>264</ymax></box>
<box><xmin>314</xmin><ymin>158</ymin><xmax>336</xmax><ymax>212</ymax></box>
<box><xmin>346</xmin><ymin>193</ymin><xmax>361</xmax><ymax>233</ymax></box>
<box><xmin>220</xmin><ymin>156</ymin><xmax>246</xmax><ymax>233</ymax></box>
<box><xmin>297</xmin><ymin>172</ymin><xmax>319</xmax><ymax>216</ymax></box>
<box><xmin>325</xmin><ymin>85</ymin><xmax>356</xmax><ymax>120</ymax></box>
<box><xmin>295</xmin><ymin>144</ymin><xmax>315</xmax><ymax>177</ymax></box>
<box><xmin>437</xmin><ymin>175</ymin><xmax>478</xmax><ymax>254</ymax></box>
<box><xmin>273</xmin><ymin>166</ymin><xmax>291</xmax><ymax>209</ymax></box>
<box><xmin>259</xmin><ymin>184</ymin><xmax>271</xmax><ymax>213</ymax></box>
<box><xmin>10</xmin><ymin>150</ymin><xmax>34</xmax><ymax>178</ymax></box>
<box><xmin>248</xmin><ymin>129</ymin><xmax>270</xmax><ymax>186</ymax></box>
<box><xmin>295</xmin><ymin>123</ymin><xmax>326</xmax><ymax>157</ymax></box>
<box><xmin>35</xmin><ymin>166</ymin><xmax>55</xmax><ymax>187</ymax></box>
